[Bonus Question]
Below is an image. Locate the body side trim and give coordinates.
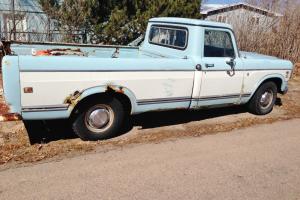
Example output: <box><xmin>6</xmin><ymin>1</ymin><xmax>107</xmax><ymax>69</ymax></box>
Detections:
<box><xmin>19</xmin><ymin>69</ymin><xmax>195</xmax><ymax>72</ymax></box>
<box><xmin>19</xmin><ymin>69</ymin><xmax>290</xmax><ymax>73</ymax></box>
<box><xmin>137</xmin><ymin>93</ymin><xmax>251</xmax><ymax>105</ymax></box>
<box><xmin>22</xmin><ymin>104</ymin><xmax>69</xmax><ymax>112</ymax></box>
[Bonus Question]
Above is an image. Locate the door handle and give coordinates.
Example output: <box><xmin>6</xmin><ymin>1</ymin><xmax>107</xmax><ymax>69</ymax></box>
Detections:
<box><xmin>205</xmin><ymin>64</ymin><xmax>214</xmax><ymax>68</ymax></box>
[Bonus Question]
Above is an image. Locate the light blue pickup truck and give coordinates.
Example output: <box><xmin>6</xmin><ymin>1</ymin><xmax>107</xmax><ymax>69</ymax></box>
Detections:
<box><xmin>0</xmin><ymin>17</ymin><xmax>293</xmax><ymax>141</ymax></box>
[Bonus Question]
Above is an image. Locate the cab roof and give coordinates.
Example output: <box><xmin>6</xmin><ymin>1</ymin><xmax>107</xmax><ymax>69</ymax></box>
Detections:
<box><xmin>149</xmin><ymin>17</ymin><xmax>233</xmax><ymax>29</ymax></box>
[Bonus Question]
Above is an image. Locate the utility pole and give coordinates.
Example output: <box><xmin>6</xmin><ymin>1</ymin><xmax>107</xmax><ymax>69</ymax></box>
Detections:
<box><xmin>11</xmin><ymin>0</ymin><xmax>16</xmax><ymax>40</ymax></box>
<box><xmin>48</xmin><ymin>17</ymin><xmax>51</xmax><ymax>42</ymax></box>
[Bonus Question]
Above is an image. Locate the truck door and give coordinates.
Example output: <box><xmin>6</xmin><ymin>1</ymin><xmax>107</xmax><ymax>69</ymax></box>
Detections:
<box><xmin>197</xmin><ymin>28</ymin><xmax>245</xmax><ymax>107</ymax></box>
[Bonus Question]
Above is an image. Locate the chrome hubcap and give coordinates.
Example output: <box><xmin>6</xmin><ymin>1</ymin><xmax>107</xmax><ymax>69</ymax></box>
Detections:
<box><xmin>88</xmin><ymin>109</ymin><xmax>109</xmax><ymax>128</ymax></box>
<box><xmin>260</xmin><ymin>90</ymin><xmax>274</xmax><ymax>109</ymax></box>
<box><xmin>85</xmin><ymin>105</ymin><xmax>114</xmax><ymax>133</ymax></box>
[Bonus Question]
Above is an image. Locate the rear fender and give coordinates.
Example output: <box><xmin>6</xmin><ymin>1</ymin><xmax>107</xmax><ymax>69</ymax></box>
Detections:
<box><xmin>66</xmin><ymin>85</ymin><xmax>138</xmax><ymax>114</ymax></box>
<box><xmin>2</xmin><ymin>56</ymin><xmax>21</xmax><ymax>114</ymax></box>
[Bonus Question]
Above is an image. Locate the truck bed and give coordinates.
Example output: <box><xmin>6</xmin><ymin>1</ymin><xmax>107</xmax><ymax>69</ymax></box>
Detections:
<box><xmin>6</xmin><ymin>41</ymin><xmax>170</xmax><ymax>59</ymax></box>
<box><xmin>1</xmin><ymin>41</ymin><xmax>175</xmax><ymax>71</ymax></box>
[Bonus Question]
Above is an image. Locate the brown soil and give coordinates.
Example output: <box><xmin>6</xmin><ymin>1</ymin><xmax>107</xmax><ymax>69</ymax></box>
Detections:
<box><xmin>1</xmin><ymin>74</ymin><xmax>300</xmax><ymax>169</ymax></box>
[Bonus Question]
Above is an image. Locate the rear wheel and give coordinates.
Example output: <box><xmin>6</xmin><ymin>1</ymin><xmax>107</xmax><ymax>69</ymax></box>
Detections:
<box><xmin>72</xmin><ymin>97</ymin><xmax>124</xmax><ymax>141</ymax></box>
<box><xmin>247</xmin><ymin>81</ymin><xmax>277</xmax><ymax>115</ymax></box>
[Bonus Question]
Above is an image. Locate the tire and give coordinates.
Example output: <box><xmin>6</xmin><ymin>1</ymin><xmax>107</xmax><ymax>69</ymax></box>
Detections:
<box><xmin>247</xmin><ymin>81</ymin><xmax>277</xmax><ymax>115</ymax></box>
<box><xmin>72</xmin><ymin>97</ymin><xmax>124</xmax><ymax>141</ymax></box>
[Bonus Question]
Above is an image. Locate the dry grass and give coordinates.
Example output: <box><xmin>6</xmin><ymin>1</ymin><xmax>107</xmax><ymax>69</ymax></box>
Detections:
<box><xmin>235</xmin><ymin>1</ymin><xmax>300</xmax><ymax>64</ymax></box>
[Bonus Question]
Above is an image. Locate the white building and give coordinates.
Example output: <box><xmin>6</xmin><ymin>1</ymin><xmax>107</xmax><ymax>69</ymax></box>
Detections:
<box><xmin>0</xmin><ymin>0</ymin><xmax>55</xmax><ymax>41</ymax></box>
<box><xmin>0</xmin><ymin>0</ymin><xmax>83</xmax><ymax>43</ymax></box>
<box><xmin>200</xmin><ymin>2</ymin><xmax>282</xmax><ymax>29</ymax></box>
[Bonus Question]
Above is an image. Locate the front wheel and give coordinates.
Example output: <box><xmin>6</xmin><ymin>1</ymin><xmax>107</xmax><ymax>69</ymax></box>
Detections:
<box><xmin>72</xmin><ymin>97</ymin><xmax>124</xmax><ymax>141</ymax></box>
<box><xmin>247</xmin><ymin>81</ymin><xmax>277</xmax><ymax>115</ymax></box>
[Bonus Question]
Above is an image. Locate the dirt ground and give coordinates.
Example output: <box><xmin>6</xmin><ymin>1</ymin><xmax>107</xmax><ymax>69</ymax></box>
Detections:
<box><xmin>1</xmin><ymin>68</ymin><xmax>300</xmax><ymax>169</ymax></box>
<box><xmin>1</xmin><ymin>119</ymin><xmax>300</xmax><ymax>200</ymax></box>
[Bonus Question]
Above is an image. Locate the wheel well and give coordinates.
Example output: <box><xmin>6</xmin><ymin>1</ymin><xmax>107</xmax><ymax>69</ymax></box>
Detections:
<box><xmin>260</xmin><ymin>78</ymin><xmax>282</xmax><ymax>93</ymax></box>
<box><xmin>112</xmin><ymin>92</ymin><xmax>132</xmax><ymax>115</ymax></box>
<box><xmin>70</xmin><ymin>92</ymin><xmax>132</xmax><ymax>119</ymax></box>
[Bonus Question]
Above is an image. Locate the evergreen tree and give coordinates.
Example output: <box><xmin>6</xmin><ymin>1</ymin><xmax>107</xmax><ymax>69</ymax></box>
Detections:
<box><xmin>40</xmin><ymin>0</ymin><xmax>201</xmax><ymax>44</ymax></box>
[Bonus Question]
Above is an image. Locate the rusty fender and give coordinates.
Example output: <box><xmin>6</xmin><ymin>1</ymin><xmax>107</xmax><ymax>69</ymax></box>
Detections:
<box><xmin>63</xmin><ymin>85</ymin><xmax>126</xmax><ymax>109</ymax></box>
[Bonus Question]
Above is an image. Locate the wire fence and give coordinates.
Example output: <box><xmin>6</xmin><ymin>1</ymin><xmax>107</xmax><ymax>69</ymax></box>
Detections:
<box><xmin>0</xmin><ymin>2</ymin><xmax>89</xmax><ymax>44</ymax></box>
<box><xmin>0</xmin><ymin>31</ymin><xmax>88</xmax><ymax>43</ymax></box>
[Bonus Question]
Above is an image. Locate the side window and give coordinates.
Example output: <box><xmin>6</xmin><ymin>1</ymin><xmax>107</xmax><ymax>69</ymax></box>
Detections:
<box><xmin>204</xmin><ymin>30</ymin><xmax>235</xmax><ymax>57</ymax></box>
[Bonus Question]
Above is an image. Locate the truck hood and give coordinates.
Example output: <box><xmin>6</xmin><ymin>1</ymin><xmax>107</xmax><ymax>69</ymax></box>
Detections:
<box><xmin>240</xmin><ymin>51</ymin><xmax>294</xmax><ymax>70</ymax></box>
<box><xmin>240</xmin><ymin>51</ymin><xmax>279</xmax><ymax>60</ymax></box>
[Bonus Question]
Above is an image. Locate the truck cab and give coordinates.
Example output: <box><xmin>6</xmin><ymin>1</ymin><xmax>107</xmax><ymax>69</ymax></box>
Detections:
<box><xmin>143</xmin><ymin>18</ymin><xmax>291</xmax><ymax>108</ymax></box>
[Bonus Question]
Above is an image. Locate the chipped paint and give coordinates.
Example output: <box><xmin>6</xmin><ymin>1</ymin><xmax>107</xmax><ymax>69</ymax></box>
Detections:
<box><xmin>106</xmin><ymin>85</ymin><xmax>124</xmax><ymax>94</ymax></box>
<box><xmin>3</xmin><ymin>60</ymin><xmax>11</xmax><ymax>67</ymax></box>
<box><xmin>64</xmin><ymin>90</ymin><xmax>82</xmax><ymax>107</ymax></box>
<box><xmin>33</xmin><ymin>48</ymin><xmax>85</xmax><ymax>57</ymax></box>
<box><xmin>0</xmin><ymin>102</ymin><xmax>22</xmax><ymax>121</ymax></box>
<box><xmin>63</xmin><ymin>85</ymin><xmax>126</xmax><ymax>110</ymax></box>
<box><xmin>238</xmin><ymin>74</ymin><xmax>246</xmax><ymax>104</ymax></box>
<box><xmin>0</xmin><ymin>113</ymin><xmax>22</xmax><ymax>121</ymax></box>
<box><xmin>163</xmin><ymin>80</ymin><xmax>174</xmax><ymax>97</ymax></box>
<box><xmin>0</xmin><ymin>102</ymin><xmax>10</xmax><ymax>114</ymax></box>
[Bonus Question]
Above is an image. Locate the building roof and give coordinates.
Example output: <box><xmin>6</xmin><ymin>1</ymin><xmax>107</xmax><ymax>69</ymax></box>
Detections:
<box><xmin>200</xmin><ymin>2</ymin><xmax>282</xmax><ymax>17</ymax></box>
<box><xmin>149</xmin><ymin>17</ymin><xmax>233</xmax><ymax>29</ymax></box>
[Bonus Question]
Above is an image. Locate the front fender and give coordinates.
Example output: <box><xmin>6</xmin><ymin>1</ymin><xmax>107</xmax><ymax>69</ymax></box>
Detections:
<box><xmin>249</xmin><ymin>73</ymin><xmax>286</xmax><ymax>99</ymax></box>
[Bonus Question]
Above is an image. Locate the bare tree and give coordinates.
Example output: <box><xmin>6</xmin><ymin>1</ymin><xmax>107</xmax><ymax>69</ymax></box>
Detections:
<box><xmin>234</xmin><ymin>0</ymin><xmax>300</xmax><ymax>65</ymax></box>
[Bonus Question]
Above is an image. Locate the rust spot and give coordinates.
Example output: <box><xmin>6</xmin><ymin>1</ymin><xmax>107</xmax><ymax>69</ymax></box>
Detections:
<box><xmin>33</xmin><ymin>48</ymin><xmax>85</xmax><ymax>57</ymax></box>
<box><xmin>0</xmin><ymin>113</ymin><xmax>22</xmax><ymax>122</ymax></box>
<box><xmin>3</xmin><ymin>60</ymin><xmax>11</xmax><ymax>67</ymax></box>
<box><xmin>64</xmin><ymin>86</ymin><xmax>125</xmax><ymax>108</ymax></box>
<box><xmin>64</xmin><ymin>90</ymin><xmax>82</xmax><ymax>107</ymax></box>
<box><xmin>106</xmin><ymin>85</ymin><xmax>124</xmax><ymax>94</ymax></box>
<box><xmin>0</xmin><ymin>102</ymin><xmax>10</xmax><ymax>115</ymax></box>
<box><xmin>0</xmin><ymin>101</ymin><xmax>21</xmax><ymax>121</ymax></box>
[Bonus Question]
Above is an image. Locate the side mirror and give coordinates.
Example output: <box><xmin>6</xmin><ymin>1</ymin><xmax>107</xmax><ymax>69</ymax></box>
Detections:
<box><xmin>225</xmin><ymin>57</ymin><xmax>236</xmax><ymax>70</ymax></box>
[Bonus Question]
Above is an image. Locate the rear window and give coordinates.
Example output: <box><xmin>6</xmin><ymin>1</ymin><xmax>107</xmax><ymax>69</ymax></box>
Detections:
<box><xmin>149</xmin><ymin>25</ymin><xmax>188</xmax><ymax>50</ymax></box>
